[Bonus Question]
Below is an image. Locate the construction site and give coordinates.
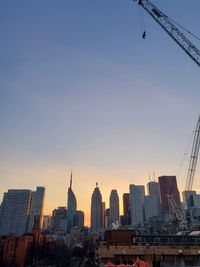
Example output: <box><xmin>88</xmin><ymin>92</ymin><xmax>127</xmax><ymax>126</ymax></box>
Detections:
<box><xmin>96</xmin><ymin>0</ymin><xmax>200</xmax><ymax>266</ymax></box>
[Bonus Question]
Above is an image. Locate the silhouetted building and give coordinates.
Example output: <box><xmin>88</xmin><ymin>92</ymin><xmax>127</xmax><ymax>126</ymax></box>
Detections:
<box><xmin>109</xmin><ymin>190</ymin><xmax>119</xmax><ymax>225</ymax></box>
<box><xmin>2</xmin><ymin>235</ymin><xmax>35</xmax><ymax>267</ymax></box>
<box><xmin>28</xmin><ymin>187</ymin><xmax>45</xmax><ymax>231</ymax></box>
<box><xmin>90</xmin><ymin>183</ymin><xmax>103</xmax><ymax>233</ymax></box>
<box><xmin>144</xmin><ymin>195</ymin><xmax>159</xmax><ymax>221</ymax></box>
<box><xmin>73</xmin><ymin>210</ymin><xmax>84</xmax><ymax>228</ymax></box>
<box><xmin>0</xmin><ymin>187</ymin><xmax>45</xmax><ymax>236</ymax></box>
<box><xmin>51</xmin><ymin>207</ymin><xmax>67</xmax><ymax>233</ymax></box>
<box><xmin>66</xmin><ymin>172</ymin><xmax>77</xmax><ymax>234</ymax></box>
<box><xmin>0</xmin><ymin>231</ymin><xmax>50</xmax><ymax>267</ymax></box>
<box><xmin>158</xmin><ymin>176</ymin><xmax>181</xmax><ymax>214</ymax></box>
<box><xmin>130</xmin><ymin>185</ymin><xmax>144</xmax><ymax>226</ymax></box>
<box><xmin>105</xmin><ymin>208</ymin><xmax>110</xmax><ymax>228</ymax></box>
<box><xmin>147</xmin><ymin>181</ymin><xmax>161</xmax><ymax>215</ymax></box>
<box><xmin>102</xmin><ymin>202</ymin><xmax>106</xmax><ymax>229</ymax></box>
<box><xmin>122</xmin><ymin>193</ymin><xmax>131</xmax><ymax>226</ymax></box>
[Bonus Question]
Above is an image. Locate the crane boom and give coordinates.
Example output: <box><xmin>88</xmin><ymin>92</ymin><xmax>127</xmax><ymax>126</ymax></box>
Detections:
<box><xmin>185</xmin><ymin>115</ymin><xmax>200</xmax><ymax>191</ymax></box>
<box><xmin>167</xmin><ymin>195</ymin><xmax>185</xmax><ymax>221</ymax></box>
<box><xmin>136</xmin><ymin>0</ymin><xmax>200</xmax><ymax>68</ymax></box>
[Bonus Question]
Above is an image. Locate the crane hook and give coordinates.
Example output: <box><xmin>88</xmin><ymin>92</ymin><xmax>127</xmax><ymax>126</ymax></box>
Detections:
<box><xmin>142</xmin><ymin>31</ymin><xmax>146</xmax><ymax>39</ymax></box>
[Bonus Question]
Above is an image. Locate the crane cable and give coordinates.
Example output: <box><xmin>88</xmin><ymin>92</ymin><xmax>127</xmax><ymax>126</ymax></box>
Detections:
<box><xmin>176</xmin><ymin>130</ymin><xmax>194</xmax><ymax>180</ymax></box>
<box><xmin>137</xmin><ymin>0</ymin><xmax>200</xmax><ymax>42</ymax></box>
<box><xmin>165</xmin><ymin>15</ymin><xmax>200</xmax><ymax>42</ymax></box>
<box><xmin>138</xmin><ymin>6</ymin><xmax>146</xmax><ymax>38</ymax></box>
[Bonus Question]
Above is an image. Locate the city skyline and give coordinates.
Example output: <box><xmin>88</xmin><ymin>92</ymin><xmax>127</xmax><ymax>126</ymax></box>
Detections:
<box><xmin>1</xmin><ymin>0</ymin><xmax>200</xmax><ymax>227</ymax></box>
<box><xmin>0</xmin><ymin>173</ymin><xmax>187</xmax><ymax>227</ymax></box>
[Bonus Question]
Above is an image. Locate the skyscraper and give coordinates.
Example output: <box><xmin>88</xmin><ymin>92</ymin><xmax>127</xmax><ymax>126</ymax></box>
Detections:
<box><xmin>73</xmin><ymin>210</ymin><xmax>84</xmax><ymax>228</ymax></box>
<box><xmin>144</xmin><ymin>195</ymin><xmax>159</xmax><ymax>221</ymax></box>
<box><xmin>109</xmin><ymin>190</ymin><xmax>119</xmax><ymax>226</ymax></box>
<box><xmin>28</xmin><ymin>187</ymin><xmax>45</xmax><ymax>231</ymax></box>
<box><xmin>51</xmin><ymin>207</ymin><xmax>67</xmax><ymax>233</ymax></box>
<box><xmin>105</xmin><ymin>208</ymin><xmax>110</xmax><ymax>228</ymax></box>
<box><xmin>123</xmin><ymin>193</ymin><xmax>131</xmax><ymax>226</ymax></box>
<box><xmin>158</xmin><ymin>176</ymin><xmax>181</xmax><ymax>214</ymax></box>
<box><xmin>147</xmin><ymin>181</ymin><xmax>160</xmax><ymax>196</ymax></box>
<box><xmin>102</xmin><ymin>202</ymin><xmax>106</xmax><ymax>229</ymax></box>
<box><xmin>91</xmin><ymin>183</ymin><xmax>103</xmax><ymax>233</ymax></box>
<box><xmin>0</xmin><ymin>187</ymin><xmax>45</xmax><ymax>236</ymax></box>
<box><xmin>129</xmin><ymin>185</ymin><xmax>144</xmax><ymax>226</ymax></box>
<box><xmin>66</xmin><ymin>172</ymin><xmax>77</xmax><ymax>234</ymax></box>
<box><xmin>147</xmin><ymin>181</ymin><xmax>161</xmax><ymax>215</ymax></box>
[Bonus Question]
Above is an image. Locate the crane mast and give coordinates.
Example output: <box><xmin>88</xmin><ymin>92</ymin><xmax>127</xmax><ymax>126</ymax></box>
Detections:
<box><xmin>185</xmin><ymin>116</ymin><xmax>200</xmax><ymax>191</ymax></box>
<box><xmin>136</xmin><ymin>0</ymin><xmax>200</xmax><ymax>68</ymax></box>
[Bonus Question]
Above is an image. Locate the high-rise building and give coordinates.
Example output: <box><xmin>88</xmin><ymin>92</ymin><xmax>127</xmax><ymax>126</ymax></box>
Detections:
<box><xmin>147</xmin><ymin>181</ymin><xmax>160</xmax><ymax>196</ymax></box>
<box><xmin>102</xmin><ymin>202</ymin><xmax>106</xmax><ymax>229</ymax></box>
<box><xmin>105</xmin><ymin>208</ymin><xmax>110</xmax><ymax>228</ymax></box>
<box><xmin>144</xmin><ymin>195</ymin><xmax>159</xmax><ymax>221</ymax></box>
<box><xmin>158</xmin><ymin>176</ymin><xmax>181</xmax><ymax>214</ymax></box>
<box><xmin>73</xmin><ymin>210</ymin><xmax>84</xmax><ymax>228</ymax></box>
<box><xmin>109</xmin><ymin>190</ymin><xmax>119</xmax><ymax>225</ymax></box>
<box><xmin>129</xmin><ymin>185</ymin><xmax>144</xmax><ymax>226</ymax></box>
<box><xmin>51</xmin><ymin>207</ymin><xmax>67</xmax><ymax>233</ymax></box>
<box><xmin>28</xmin><ymin>187</ymin><xmax>45</xmax><ymax>231</ymax></box>
<box><xmin>90</xmin><ymin>183</ymin><xmax>103</xmax><ymax>233</ymax></box>
<box><xmin>0</xmin><ymin>187</ymin><xmax>45</xmax><ymax>236</ymax></box>
<box><xmin>147</xmin><ymin>181</ymin><xmax>161</xmax><ymax>215</ymax></box>
<box><xmin>123</xmin><ymin>193</ymin><xmax>131</xmax><ymax>226</ymax></box>
<box><xmin>66</xmin><ymin>172</ymin><xmax>77</xmax><ymax>234</ymax></box>
<box><xmin>137</xmin><ymin>186</ymin><xmax>145</xmax><ymax>203</ymax></box>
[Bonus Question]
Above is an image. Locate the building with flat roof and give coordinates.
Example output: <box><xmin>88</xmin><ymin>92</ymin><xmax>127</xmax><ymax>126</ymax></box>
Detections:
<box><xmin>147</xmin><ymin>181</ymin><xmax>161</xmax><ymax>215</ymax></box>
<box><xmin>129</xmin><ymin>185</ymin><xmax>144</xmax><ymax>226</ymax></box>
<box><xmin>51</xmin><ymin>207</ymin><xmax>67</xmax><ymax>233</ymax></box>
<box><xmin>144</xmin><ymin>195</ymin><xmax>159</xmax><ymax>221</ymax></box>
<box><xmin>0</xmin><ymin>187</ymin><xmax>45</xmax><ymax>236</ymax></box>
<box><xmin>158</xmin><ymin>176</ymin><xmax>181</xmax><ymax>214</ymax></box>
<box><xmin>73</xmin><ymin>210</ymin><xmax>84</xmax><ymax>228</ymax></box>
<box><xmin>122</xmin><ymin>193</ymin><xmax>131</xmax><ymax>226</ymax></box>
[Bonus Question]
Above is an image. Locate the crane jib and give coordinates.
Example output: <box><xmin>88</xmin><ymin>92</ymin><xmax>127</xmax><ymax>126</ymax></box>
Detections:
<box><xmin>152</xmin><ymin>8</ymin><xmax>162</xmax><ymax>18</ymax></box>
<box><xmin>135</xmin><ymin>0</ymin><xmax>200</xmax><ymax>68</ymax></box>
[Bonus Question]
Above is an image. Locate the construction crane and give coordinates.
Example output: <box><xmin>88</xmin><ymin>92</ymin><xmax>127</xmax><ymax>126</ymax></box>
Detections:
<box><xmin>135</xmin><ymin>0</ymin><xmax>200</xmax><ymax>68</ymax></box>
<box><xmin>167</xmin><ymin>195</ymin><xmax>187</xmax><ymax>231</ymax></box>
<box><xmin>185</xmin><ymin>115</ymin><xmax>200</xmax><ymax>191</ymax></box>
<box><xmin>134</xmin><ymin>0</ymin><xmax>200</xmax><ymax>230</ymax></box>
<box><xmin>166</xmin><ymin>179</ymin><xmax>187</xmax><ymax>231</ymax></box>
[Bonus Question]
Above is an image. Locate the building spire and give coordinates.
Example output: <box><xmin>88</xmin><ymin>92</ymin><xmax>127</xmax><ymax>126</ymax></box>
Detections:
<box><xmin>70</xmin><ymin>170</ymin><xmax>72</xmax><ymax>189</ymax></box>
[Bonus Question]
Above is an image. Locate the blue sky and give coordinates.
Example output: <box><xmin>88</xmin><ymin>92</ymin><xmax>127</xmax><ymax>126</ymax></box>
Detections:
<box><xmin>0</xmin><ymin>0</ymin><xmax>200</xmax><ymax>223</ymax></box>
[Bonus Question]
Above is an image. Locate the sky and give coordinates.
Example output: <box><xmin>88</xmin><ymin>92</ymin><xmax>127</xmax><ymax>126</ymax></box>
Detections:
<box><xmin>0</xmin><ymin>0</ymin><xmax>200</xmax><ymax>226</ymax></box>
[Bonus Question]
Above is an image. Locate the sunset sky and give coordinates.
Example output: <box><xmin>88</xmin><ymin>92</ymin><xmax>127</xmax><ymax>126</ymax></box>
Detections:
<box><xmin>0</xmin><ymin>0</ymin><xmax>200</xmax><ymax>226</ymax></box>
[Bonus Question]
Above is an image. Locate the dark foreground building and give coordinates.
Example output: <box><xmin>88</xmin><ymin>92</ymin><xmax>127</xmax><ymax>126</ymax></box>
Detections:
<box><xmin>0</xmin><ymin>231</ymin><xmax>42</xmax><ymax>267</ymax></box>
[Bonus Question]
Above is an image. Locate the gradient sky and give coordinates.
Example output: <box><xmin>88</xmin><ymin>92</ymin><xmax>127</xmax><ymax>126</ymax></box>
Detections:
<box><xmin>0</xmin><ymin>0</ymin><xmax>200</xmax><ymax>226</ymax></box>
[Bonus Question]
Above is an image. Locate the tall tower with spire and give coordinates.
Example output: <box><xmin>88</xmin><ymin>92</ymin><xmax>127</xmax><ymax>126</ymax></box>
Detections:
<box><xmin>90</xmin><ymin>183</ymin><xmax>103</xmax><ymax>233</ymax></box>
<box><xmin>66</xmin><ymin>171</ymin><xmax>77</xmax><ymax>234</ymax></box>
